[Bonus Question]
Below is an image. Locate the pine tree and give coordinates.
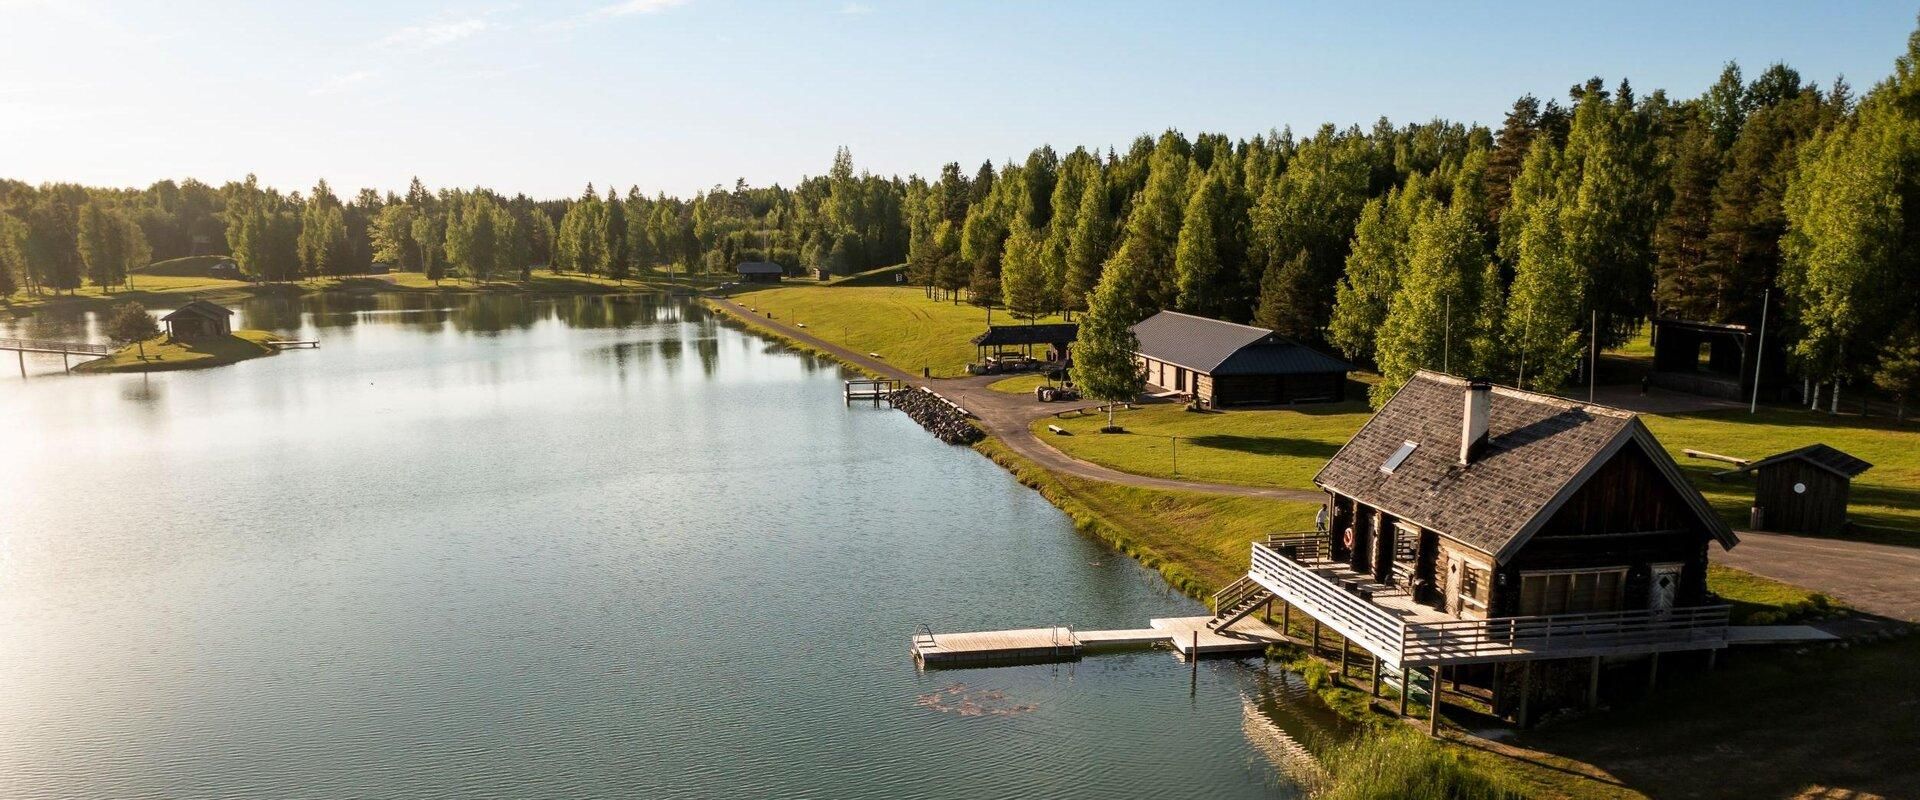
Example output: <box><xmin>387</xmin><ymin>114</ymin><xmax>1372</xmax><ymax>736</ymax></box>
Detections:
<box><xmin>1485</xmin><ymin>95</ymin><xmax>1542</xmax><ymax>227</ymax></box>
<box><xmin>1252</xmin><ymin>249</ymin><xmax>1312</xmax><ymax>335</ymax></box>
<box><xmin>999</xmin><ymin>223</ymin><xmax>1049</xmax><ymax>321</ymax></box>
<box><xmin>1873</xmin><ymin>320</ymin><xmax>1920</xmax><ymax>420</ymax></box>
<box><xmin>603</xmin><ymin>188</ymin><xmax>630</xmax><ymax>281</ymax></box>
<box><xmin>1652</xmin><ymin>118</ymin><xmax>1722</xmax><ymax>318</ymax></box>
<box><xmin>1062</xmin><ymin>173</ymin><xmax>1112</xmax><ymax>317</ymax></box>
<box><xmin>1173</xmin><ymin>174</ymin><xmax>1228</xmax><ymax>317</ymax></box>
<box><xmin>1111</xmin><ymin>131</ymin><xmax>1191</xmax><ymax>312</ymax></box>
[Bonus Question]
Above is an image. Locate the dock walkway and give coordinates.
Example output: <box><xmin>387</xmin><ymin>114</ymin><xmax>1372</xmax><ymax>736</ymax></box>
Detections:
<box><xmin>911</xmin><ymin>615</ymin><xmax>1287</xmax><ymax>668</ymax></box>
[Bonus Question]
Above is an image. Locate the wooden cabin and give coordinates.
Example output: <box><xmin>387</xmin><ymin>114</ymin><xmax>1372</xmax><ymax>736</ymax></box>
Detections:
<box><xmin>1129</xmin><ymin>311</ymin><xmax>1351</xmax><ymax>406</ymax></box>
<box><xmin>162</xmin><ymin>300</ymin><xmax>234</xmax><ymax>339</ymax></box>
<box><xmin>735</xmin><ymin>261</ymin><xmax>786</xmax><ymax>284</ymax></box>
<box><xmin>1716</xmin><ymin>444</ymin><xmax>1873</xmax><ymax>535</ymax></box>
<box><xmin>1219</xmin><ymin>371</ymin><xmax>1738</xmax><ymax>726</ymax></box>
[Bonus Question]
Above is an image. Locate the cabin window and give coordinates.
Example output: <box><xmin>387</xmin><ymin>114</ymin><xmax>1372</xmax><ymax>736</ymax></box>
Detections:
<box><xmin>1380</xmin><ymin>441</ymin><xmax>1418</xmax><ymax>474</ymax></box>
<box><xmin>1518</xmin><ymin>568</ymin><xmax>1626</xmax><ymax>616</ymax></box>
<box><xmin>1459</xmin><ymin>566</ymin><xmax>1488</xmax><ymax>611</ymax></box>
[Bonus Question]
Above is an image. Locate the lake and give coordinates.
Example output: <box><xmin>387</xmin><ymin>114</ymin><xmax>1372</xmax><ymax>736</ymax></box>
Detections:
<box><xmin>0</xmin><ymin>293</ymin><xmax>1338</xmax><ymax>799</ymax></box>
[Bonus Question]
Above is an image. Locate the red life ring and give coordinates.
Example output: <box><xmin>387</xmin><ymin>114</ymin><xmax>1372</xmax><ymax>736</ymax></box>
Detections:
<box><xmin>1342</xmin><ymin>527</ymin><xmax>1356</xmax><ymax>551</ymax></box>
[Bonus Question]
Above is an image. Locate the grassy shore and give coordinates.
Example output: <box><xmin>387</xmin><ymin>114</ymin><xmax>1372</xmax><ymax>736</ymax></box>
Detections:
<box><xmin>76</xmin><ymin>330</ymin><xmax>279</xmax><ymax>373</ymax></box>
<box><xmin>729</xmin><ymin>284</ymin><xmax>1066</xmax><ymax>377</ymax></box>
<box><xmin>4</xmin><ymin>269</ymin><xmax>693</xmax><ymax>315</ymax></box>
<box><xmin>1035</xmin><ymin>400</ymin><xmax>1375</xmax><ymax>489</ymax></box>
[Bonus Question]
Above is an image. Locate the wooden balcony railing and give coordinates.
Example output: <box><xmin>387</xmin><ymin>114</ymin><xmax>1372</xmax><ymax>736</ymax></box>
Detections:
<box><xmin>1247</xmin><ymin>541</ymin><xmax>1731</xmax><ymax>667</ymax></box>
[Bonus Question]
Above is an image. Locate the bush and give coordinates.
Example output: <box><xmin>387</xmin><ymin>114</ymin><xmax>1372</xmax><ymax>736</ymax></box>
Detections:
<box><xmin>1313</xmin><ymin>729</ymin><xmax>1523</xmax><ymax>800</ymax></box>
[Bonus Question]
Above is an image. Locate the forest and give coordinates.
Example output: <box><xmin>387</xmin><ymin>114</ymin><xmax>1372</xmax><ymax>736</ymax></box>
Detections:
<box><xmin>6</xmin><ymin>24</ymin><xmax>1920</xmax><ymax>409</ymax></box>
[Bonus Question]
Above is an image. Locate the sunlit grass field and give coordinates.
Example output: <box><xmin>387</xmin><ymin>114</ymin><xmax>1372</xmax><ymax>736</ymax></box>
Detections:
<box><xmin>731</xmin><ymin>284</ymin><xmax>1065</xmax><ymax>377</ymax></box>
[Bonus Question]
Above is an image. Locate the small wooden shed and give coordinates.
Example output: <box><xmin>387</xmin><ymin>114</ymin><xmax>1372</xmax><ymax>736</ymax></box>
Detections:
<box><xmin>1716</xmin><ymin>444</ymin><xmax>1873</xmax><ymax>535</ymax></box>
<box><xmin>162</xmin><ymin>300</ymin><xmax>234</xmax><ymax>339</ymax></box>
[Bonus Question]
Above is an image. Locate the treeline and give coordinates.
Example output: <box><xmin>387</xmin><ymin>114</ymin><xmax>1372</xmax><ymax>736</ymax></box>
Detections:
<box><xmin>917</xmin><ymin>27</ymin><xmax>1920</xmax><ymax>411</ymax></box>
<box><xmin>0</xmin><ymin>146</ymin><xmax>908</xmax><ymax>296</ymax></box>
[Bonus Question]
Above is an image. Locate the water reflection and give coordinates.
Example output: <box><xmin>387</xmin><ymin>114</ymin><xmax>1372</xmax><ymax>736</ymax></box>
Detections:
<box><xmin>0</xmin><ymin>293</ymin><xmax>1335</xmax><ymax>800</ymax></box>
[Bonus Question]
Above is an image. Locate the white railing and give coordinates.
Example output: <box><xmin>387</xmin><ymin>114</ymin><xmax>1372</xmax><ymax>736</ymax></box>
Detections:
<box><xmin>1250</xmin><ymin>539</ymin><xmax>1407</xmax><ymax>661</ymax></box>
<box><xmin>1247</xmin><ymin>541</ymin><xmax>1732</xmax><ymax>668</ymax></box>
<box><xmin>1401</xmin><ymin>605</ymin><xmax>1730</xmax><ymax>663</ymax></box>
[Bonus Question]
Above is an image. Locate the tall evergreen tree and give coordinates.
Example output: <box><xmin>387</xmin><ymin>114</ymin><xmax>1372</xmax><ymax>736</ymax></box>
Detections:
<box><xmin>1062</xmin><ymin>173</ymin><xmax>1112</xmax><ymax>317</ymax></box>
<box><xmin>1173</xmin><ymin>173</ymin><xmax>1229</xmax><ymax>318</ymax></box>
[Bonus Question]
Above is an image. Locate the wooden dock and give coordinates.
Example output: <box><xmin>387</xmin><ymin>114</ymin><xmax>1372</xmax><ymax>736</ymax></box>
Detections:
<box><xmin>844</xmin><ymin>378</ymin><xmax>902</xmax><ymax>405</ymax></box>
<box><xmin>911</xmin><ymin>615</ymin><xmax>1286</xmax><ymax>668</ymax></box>
<box><xmin>267</xmin><ymin>340</ymin><xmax>320</xmax><ymax>349</ymax></box>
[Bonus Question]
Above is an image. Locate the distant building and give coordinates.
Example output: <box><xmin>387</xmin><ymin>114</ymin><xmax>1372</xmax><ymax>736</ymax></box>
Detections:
<box><xmin>208</xmin><ymin>258</ymin><xmax>242</xmax><ymax>280</ymax></box>
<box><xmin>162</xmin><ymin>300</ymin><xmax>234</xmax><ymax>339</ymax></box>
<box><xmin>1716</xmin><ymin>444</ymin><xmax>1873</xmax><ymax>535</ymax></box>
<box><xmin>736</xmin><ymin>261</ymin><xmax>786</xmax><ymax>284</ymax></box>
<box><xmin>1129</xmin><ymin>311</ymin><xmax>1351</xmax><ymax>406</ymax></box>
<box><xmin>1649</xmin><ymin>317</ymin><xmax>1787</xmax><ymax>401</ymax></box>
<box><xmin>972</xmin><ymin>323</ymin><xmax>1079</xmax><ymax>364</ymax></box>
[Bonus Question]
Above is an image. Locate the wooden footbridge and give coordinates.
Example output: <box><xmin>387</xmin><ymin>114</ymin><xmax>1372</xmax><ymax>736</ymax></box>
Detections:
<box><xmin>1</xmin><ymin>337</ymin><xmax>112</xmax><ymax>373</ymax></box>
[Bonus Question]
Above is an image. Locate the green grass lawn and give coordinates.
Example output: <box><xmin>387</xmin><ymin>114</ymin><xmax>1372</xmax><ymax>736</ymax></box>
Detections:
<box><xmin>988</xmin><ymin>373</ymin><xmax>1054</xmax><ymax>394</ymax></box>
<box><xmin>77</xmin><ymin>329</ymin><xmax>278</xmax><ymax>373</ymax></box>
<box><xmin>4</xmin><ymin>274</ymin><xmax>259</xmax><ymax>310</ymax></box>
<box><xmin>1036</xmin><ymin>401</ymin><xmax>1374</xmax><ymax>489</ymax></box>
<box><xmin>976</xmin><ymin>436</ymin><xmax>1321</xmax><ymax>595</ymax></box>
<box><xmin>731</xmin><ymin>284</ymin><xmax>1065</xmax><ymax>377</ymax></box>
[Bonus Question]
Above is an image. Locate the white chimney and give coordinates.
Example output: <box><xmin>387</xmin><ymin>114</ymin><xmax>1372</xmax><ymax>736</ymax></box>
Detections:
<box><xmin>1460</xmin><ymin>380</ymin><xmax>1491</xmax><ymax>465</ymax></box>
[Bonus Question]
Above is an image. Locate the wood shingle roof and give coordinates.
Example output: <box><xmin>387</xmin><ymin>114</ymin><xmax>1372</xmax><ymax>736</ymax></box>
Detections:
<box><xmin>1314</xmin><ymin>371</ymin><xmax>1735</xmax><ymax>563</ymax></box>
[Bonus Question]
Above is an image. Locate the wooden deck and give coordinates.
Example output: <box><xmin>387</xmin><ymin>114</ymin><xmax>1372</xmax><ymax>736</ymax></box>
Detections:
<box><xmin>911</xmin><ymin>615</ymin><xmax>1287</xmax><ymax>668</ymax></box>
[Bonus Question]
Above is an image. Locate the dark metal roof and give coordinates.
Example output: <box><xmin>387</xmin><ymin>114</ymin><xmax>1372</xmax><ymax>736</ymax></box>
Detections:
<box><xmin>1716</xmin><ymin>443</ymin><xmax>1873</xmax><ymax>480</ymax></box>
<box><xmin>735</xmin><ymin>261</ymin><xmax>784</xmax><ymax>274</ymax></box>
<box><xmin>1651</xmin><ymin>316</ymin><xmax>1752</xmax><ymax>335</ymax></box>
<box><xmin>1213</xmin><ymin>340</ymin><xmax>1354</xmax><ymax>376</ymax></box>
<box><xmin>972</xmin><ymin>323</ymin><xmax>1079</xmax><ymax>347</ymax></box>
<box><xmin>1314</xmin><ymin>371</ymin><xmax>1735</xmax><ymax>563</ymax></box>
<box><xmin>1129</xmin><ymin>310</ymin><xmax>1352</xmax><ymax>376</ymax></box>
<box><xmin>162</xmin><ymin>300</ymin><xmax>234</xmax><ymax>321</ymax></box>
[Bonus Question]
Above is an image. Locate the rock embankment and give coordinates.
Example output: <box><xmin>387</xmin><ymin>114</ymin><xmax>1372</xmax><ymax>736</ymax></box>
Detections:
<box><xmin>890</xmin><ymin>388</ymin><xmax>984</xmax><ymax>445</ymax></box>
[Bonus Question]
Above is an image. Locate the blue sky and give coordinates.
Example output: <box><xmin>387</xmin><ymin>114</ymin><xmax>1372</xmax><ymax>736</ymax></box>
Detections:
<box><xmin>2</xmin><ymin>1</ymin><xmax>1913</xmax><ymax>199</ymax></box>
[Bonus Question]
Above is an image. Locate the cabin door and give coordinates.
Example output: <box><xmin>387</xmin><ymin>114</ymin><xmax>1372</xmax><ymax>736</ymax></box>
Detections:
<box><xmin>1648</xmin><ymin>564</ymin><xmax>1681</xmax><ymax>615</ymax></box>
<box><xmin>1444</xmin><ymin>561</ymin><xmax>1463</xmax><ymax>617</ymax></box>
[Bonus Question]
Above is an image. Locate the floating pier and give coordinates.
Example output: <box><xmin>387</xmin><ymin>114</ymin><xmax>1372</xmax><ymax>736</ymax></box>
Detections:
<box><xmin>267</xmin><ymin>340</ymin><xmax>320</xmax><ymax>349</ymax></box>
<box><xmin>911</xmin><ymin>615</ymin><xmax>1287</xmax><ymax>668</ymax></box>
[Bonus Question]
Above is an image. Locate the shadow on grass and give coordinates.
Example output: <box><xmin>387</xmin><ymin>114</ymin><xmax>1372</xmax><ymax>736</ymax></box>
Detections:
<box><xmin>1184</xmin><ymin>433</ymin><xmax>1342</xmax><ymax>461</ymax></box>
<box><xmin>1513</xmin><ymin>636</ymin><xmax>1920</xmax><ymax>798</ymax></box>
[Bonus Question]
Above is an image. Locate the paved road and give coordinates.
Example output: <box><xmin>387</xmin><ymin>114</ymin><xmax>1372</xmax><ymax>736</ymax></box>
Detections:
<box><xmin>1718</xmin><ymin>530</ymin><xmax>1920</xmax><ymax>621</ymax></box>
<box><xmin>710</xmin><ymin>297</ymin><xmax>1322</xmax><ymax>502</ymax></box>
<box><xmin>710</xmin><ymin>297</ymin><xmax>1920</xmax><ymax>618</ymax></box>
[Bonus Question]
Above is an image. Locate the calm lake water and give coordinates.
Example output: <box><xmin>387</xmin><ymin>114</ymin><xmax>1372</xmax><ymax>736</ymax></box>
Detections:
<box><xmin>0</xmin><ymin>294</ymin><xmax>1339</xmax><ymax>799</ymax></box>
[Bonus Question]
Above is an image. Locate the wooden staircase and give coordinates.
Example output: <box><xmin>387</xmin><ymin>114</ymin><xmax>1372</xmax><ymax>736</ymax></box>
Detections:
<box><xmin>1208</xmin><ymin>575</ymin><xmax>1274</xmax><ymax>631</ymax></box>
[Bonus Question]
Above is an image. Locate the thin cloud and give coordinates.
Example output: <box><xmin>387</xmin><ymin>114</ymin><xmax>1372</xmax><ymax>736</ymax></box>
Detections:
<box><xmin>380</xmin><ymin>17</ymin><xmax>494</xmax><ymax>50</ymax></box>
<box><xmin>311</xmin><ymin>70</ymin><xmax>378</xmax><ymax>96</ymax></box>
<box><xmin>838</xmin><ymin>2</ymin><xmax>871</xmax><ymax>14</ymax></box>
<box><xmin>543</xmin><ymin>0</ymin><xmax>689</xmax><ymax>30</ymax></box>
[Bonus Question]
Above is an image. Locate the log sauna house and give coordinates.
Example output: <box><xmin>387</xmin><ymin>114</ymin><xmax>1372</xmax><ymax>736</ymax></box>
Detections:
<box><xmin>1211</xmin><ymin>371</ymin><xmax>1737</xmax><ymax>728</ymax></box>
